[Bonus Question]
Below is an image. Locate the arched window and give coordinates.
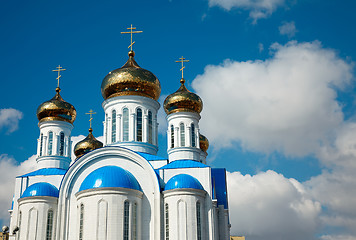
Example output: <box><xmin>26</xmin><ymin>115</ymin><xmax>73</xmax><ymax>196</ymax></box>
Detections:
<box><xmin>136</xmin><ymin>108</ymin><xmax>142</xmax><ymax>142</ymax></box>
<box><xmin>48</xmin><ymin>132</ymin><xmax>53</xmax><ymax>155</ymax></box>
<box><xmin>46</xmin><ymin>209</ymin><xmax>54</xmax><ymax>240</ymax></box>
<box><xmin>180</xmin><ymin>123</ymin><xmax>185</xmax><ymax>147</ymax></box>
<box><xmin>170</xmin><ymin>125</ymin><xmax>174</xmax><ymax>148</ymax></box>
<box><xmin>191</xmin><ymin>123</ymin><xmax>196</xmax><ymax>147</ymax></box>
<box><xmin>112</xmin><ymin>110</ymin><xmax>116</xmax><ymax>143</ymax></box>
<box><xmin>59</xmin><ymin>132</ymin><xmax>65</xmax><ymax>156</ymax></box>
<box><xmin>132</xmin><ymin>203</ymin><xmax>137</xmax><ymax>240</ymax></box>
<box><xmin>79</xmin><ymin>204</ymin><xmax>84</xmax><ymax>240</ymax></box>
<box><xmin>148</xmin><ymin>111</ymin><xmax>153</xmax><ymax>144</ymax></box>
<box><xmin>196</xmin><ymin>202</ymin><xmax>202</xmax><ymax>240</ymax></box>
<box><xmin>165</xmin><ymin>203</ymin><xmax>169</xmax><ymax>240</ymax></box>
<box><xmin>123</xmin><ymin>108</ymin><xmax>129</xmax><ymax>141</ymax></box>
<box><xmin>123</xmin><ymin>201</ymin><xmax>130</xmax><ymax>240</ymax></box>
<box><xmin>40</xmin><ymin>133</ymin><xmax>43</xmax><ymax>156</ymax></box>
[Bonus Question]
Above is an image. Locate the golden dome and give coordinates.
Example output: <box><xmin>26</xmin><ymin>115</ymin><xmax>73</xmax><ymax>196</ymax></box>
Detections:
<box><xmin>163</xmin><ymin>78</ymin><xmax>203</xmax><ymax>115</ymax></box>
<box><xmin>37</xmin><ymin>87</ymin><xmax>76</xmax><ymax>124</ymax></box>
<box><xmin>101</xmin><ymin>51</ymin><xmax>161</xmax><ymax>101</ymax></box>
<box><xmin>74</xmin><ymin>128</ymin><xmax>103</xmax><ymax>158</ymax></box>
<box><xmin>199</xmin><ymin>134</ymin><xmax>209</xmax><ymax>153</ymax></box>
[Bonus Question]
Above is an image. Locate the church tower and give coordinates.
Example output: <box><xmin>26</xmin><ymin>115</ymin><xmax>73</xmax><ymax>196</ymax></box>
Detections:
<box><xmin>100</xmin><ymin>26</ymin><xmax>161</xmax><ymax>155</ymax></box>
<box><xmin>163</xmin><ymin>57</ymin><xmax>205</xmax><ymax>163</ymax></box>
<box><xmin>35</xmin><ymin>66</ymin><xmax>76</xmax><ymax>169</ymax></box>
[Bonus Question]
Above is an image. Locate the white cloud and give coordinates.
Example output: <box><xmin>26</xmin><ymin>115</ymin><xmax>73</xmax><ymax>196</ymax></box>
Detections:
<box><xmin>0</xmin><ymin>108</ymin><xmax>23</xmax><ymax>134</ymax></box>
<box><xmin>279</xmin><ymin>21</ymin><xmax>297</xmax><ymax>37</ymax></box>
<box><xmin>193</xmin><ymin>41</ymin><xmax>353</xmax><ymax>157</ymax></box>
<box><xmin>0</xmin><ymin>154</ymin><xmax>36</xmax><ymax>226</ymax></box>
<box><xmin>320</xmin><ymin>235</ymin><xmax>356</xmax><ymax>240</ymax></box>
<box><xmin>258</xmin><ymin>43</ymin><xmax>264</xmax><ymax>52</ymax></box>
<box><xmin>158</xmin><ymin>95</ymin><xmax>168</xmax><ymax>135</ymax></box>
<box><xmin>227</xmin><ymin>170</ymin><xmax>321</xmax><ymax>240</ymax></box>
<box><xmin>208</xmin><ymin>0</ymin><xmax>286</xmax><ymax>22</ymax></box>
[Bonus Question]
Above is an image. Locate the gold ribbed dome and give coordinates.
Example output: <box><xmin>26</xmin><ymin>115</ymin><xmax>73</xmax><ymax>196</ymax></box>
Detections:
<box><xmin>163</xmin><ymin>78</ymin><xmax>203</xmax><ymax>115</ymax></box>
<box><xmin>74</xmin><ymin>128</ymin><xmax>103</xmax><ymax>158</ymax></box>
<box><xmin>199</xmin><ymin>134</ymin><xmax>209</xmax><ymax>153</ymax></box>
<box><xmin>101</xmin><ymin>51</ymin><xmax>161</xmax><ymax>100</ymax></box>
<box><xmin>37</xmin><ymin>87</ymin><xmax>76</xmax><ymax>124</ymax></box>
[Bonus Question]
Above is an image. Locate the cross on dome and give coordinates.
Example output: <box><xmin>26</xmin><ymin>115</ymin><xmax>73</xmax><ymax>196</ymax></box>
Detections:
<box><xmin>175</xmin><ymin>56</ymin><xmax>189</xmax><ymax>81</ymax></box>
<box><xmin>85</xmin><ymin>109</ymin><xmax>96</xmax><ymax>130</ymax></box>
<box><xmin>121</xmin><ymin>24</ymin><xmax>143</xmax><ymax>51</ymax></box>
<box><xmin>52</xmin><ymin>65</ymin><xmax>66</xmax><ymax>91</ymax></box>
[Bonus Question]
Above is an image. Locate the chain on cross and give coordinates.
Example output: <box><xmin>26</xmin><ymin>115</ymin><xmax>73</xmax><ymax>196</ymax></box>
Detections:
<box><xmin>175</xmin><ymin>56</ymin><xmax>189</xmax><ymax>79</ymax></box>
<box><xmin>121</xmin><ymin>24</ymin><xmax>143</xmax><ymax>51</ymax></box>
<box><xmin>52</xmin><ymin>65</ymin><xmax>66</xmax><ymax>88</ymax></box>
<box><xmin>85</xmin><ymin>109</ymin><xmax>97</xmax><ymax>129</ymax></box>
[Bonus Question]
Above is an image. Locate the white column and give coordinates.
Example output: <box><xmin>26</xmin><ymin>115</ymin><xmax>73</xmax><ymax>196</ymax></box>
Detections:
<box><xmin>174</xmin><ymin>126</ymin><xmax>179</xmax><ymax>148</ymax></box>
<box><xmin>187</xmin><ymin>126</ymin><xmax>192</xmax><ymax>147</ymax></box>
<box><xmin>167</xmin><ymin>130</ymin><xmax>170</xmax><ymax>150</ymax></box>
<box><xmin>130</xmin><ymin>113</ymin><xmax>136</xmax><ymax>141</ymax></box>
<box><xmin>107</xmin><ymin>116</ymin><xmax>112</xmax><ymax>144</ymax></box>
<box><xmin>103</xmin><ymin>120</ymin><xmax>107</xmax><ymax>145</ymax></box>
<box><xmin>118</xmin><ymin>114</ymin><xmax>122</xmax><ymax>142</ymax></box>
<box><xmin>143</xmin><ymin>114</ymin><xmax>148</xmax><ymax>142</ymax></box>
<box><xmin>196</xmin><ymin>128</ymin><xmax>200</xmax><ymax>149</ymax></box>
<box><xmin>43</xmin><ymin>136</ymin><xmax>48</xmax><ymax>156</ymax></box>
<box><xmin>37</xmin><ymin>138</ymin><xmax>40</xmax><ymax>156</ymax></box>
<box><xmin>53</xmin><ymin>132</ymin><xmax>58</xmax><ymax>155</ymax></box>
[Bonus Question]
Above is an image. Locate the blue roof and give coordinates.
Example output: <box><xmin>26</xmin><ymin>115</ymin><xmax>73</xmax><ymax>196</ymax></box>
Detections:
<box><xmin>159</xmin><ymin>160</ymin><xmax>208</xmax><ymax>170</ymax></box>
<box><xmin>18</xmin><ymin>168</ymin><xmax>67</xmax><ymax>178</ymax></box>
<box><xmin>211</xmin><ymin>168</ymin><xmax>228</xmax><ymax>209</ymax></box>
<box><xmin>21</xmin><ymin>182</ymin><xmax>59</xmax><ymax>198</ymax></box>
<box><xmin>136</xmin><ymin>152</ymin><xmax>167</xmax><ymax>161</ymax></box>
<box><xmin>79</xmin><ymin>166</ymin><xmax>142</xmax><ymax>192</ymax></box>
<box><xmin>164</xmin><ymin>174</ymin><xmax>204</xmax><ymax>191</ymax></box>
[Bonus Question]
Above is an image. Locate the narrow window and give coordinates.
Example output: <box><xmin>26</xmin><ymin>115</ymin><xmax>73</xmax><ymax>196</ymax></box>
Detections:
<box><xmin>112</xmin><ymin>110</ymin><xmax>116</xmax><ymax>143</ymax></box>
<box><xmin>165</xmin><ymin>203</ymin><xmax>169</xmax><ymax>240</ymax></box>
<box><xmin>148</xmin><ymin>111</ymin><xmax>153</xmax><ymax>144</ymax></box>
<box><xmin>46</xmin><ymin>209</ymin><xmax>54</xmax><ymax>240</ymax></box>
<box><xmin>170</xmin><ymin>125</ymin><xmax>174</xmax><ymax>148</ymax></box>
<box><xmin>40</xmin><ymin>133</ymin><xmax>43</xmax><ymax>156</ymax></box>
<box><xmin>180</xmin><ymin>123</ymin><xmax>185</xmax><ymax>147</ymax></box>
<box><xmin>48</xmin><ymin>132</ymin><xmax>53</xmax><ymax>155</ymax></box>
<box><xmin>136</xmin><ymin>108</ymin><xmax>142</xmax><ymax>142</ymax></box>
<box><xmin>123</xmin><ymin>201</ymin><xmax>130</xmax><ymax>240</ymax></box>
<box><xmin>132</xmin><ymin>203</ymin><xmax>137</xmax><ymax>240</ymax></box>
<box><xmin>59</xmin><ymin>132</ymin><xmax>65</xmax><ymax>156</ymax></box>
<box><xmin>123</xmin><ymin>108</ymin><xmax>129</xmax><ymax>141</ymax></box>
<box><xmin>18</xmin><ymin>211</ymin><xmax>22</xmax><ymax>239</ymax></box>
<box><xmin>79</xmin><ymin>204</ymin><xmax>84</xmax><ymax>240</ymax></box>
<box><xmin>191</xmin><ymin>124</ymin><xmax>196</xmax><ymax>147</ymax></box>
<box><xmin>196</xmin><ymin>202</ymin><xmax>202</xmax><ymax>240</ymax></box>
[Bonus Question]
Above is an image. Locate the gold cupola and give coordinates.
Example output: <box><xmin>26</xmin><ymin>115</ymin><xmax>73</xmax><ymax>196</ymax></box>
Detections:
<box><xmin>199</xmin><ymin>134</ymin><xmax>209</xmax><ymax>153</ymax></box>
<box><xmin>163</xmin><ymin>78</ymin><xmax>203</xmax><ymax>115</ymax></box>
<box><xmin>36</xmin><ymin>87</ymin><xmax>76</xmax><ymax>124</ymax></box>
<box><xmin>74</xmin><ymin>128</ymin><xmax>103</xmax><ymax>159</ymax></box>
<box><xmin>101</xmin><ymin>51</ymin><xmax>161</xmax><ymax>101</ymax></box>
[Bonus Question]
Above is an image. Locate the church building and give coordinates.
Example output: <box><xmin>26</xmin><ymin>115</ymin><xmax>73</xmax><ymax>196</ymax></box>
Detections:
<box><xmin>8</xmin><ymin>27</ymin><xmax>230</xmax><ymax>240</ymax></box>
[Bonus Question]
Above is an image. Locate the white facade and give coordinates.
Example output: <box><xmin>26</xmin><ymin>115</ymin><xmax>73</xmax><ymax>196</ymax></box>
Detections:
<box><xmin>8</xmin><ymin>52</ymin><xmax>230</xmax><ymax>240</ymax></box>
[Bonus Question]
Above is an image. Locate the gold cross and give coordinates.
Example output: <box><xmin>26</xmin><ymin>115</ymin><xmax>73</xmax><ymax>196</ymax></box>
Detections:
<box><xmin>85</xmin><ymin>109</ymin><xmax>96</xmax><ymax>129</ymax></box>
<box><xmin>52</xmin><ymin>65</ymin><xmax>66</xmax><ymax>88</ymax></box>
<box><xmin>121</xmin><ymin>24</ymin><xmax>143</xmax><ymax>51</ymax></box>
<box><xmin>175</xmin><ymin>56</ymin><xmax>189</xmax><ymax>79</ymax></box>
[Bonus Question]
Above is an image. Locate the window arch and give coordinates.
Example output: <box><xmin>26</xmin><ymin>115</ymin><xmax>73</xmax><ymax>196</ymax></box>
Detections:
<box><xmin>48</xmin><ymin>132</ymin><xmax>53</xmax><ymax>155</ymax></box>
<box><xmin>196</xmin><ymin>202</ymin><xmax>202</xmax><ymax>240</ymax></box>
<box><xmin>191</xmin><ymin>123</ymin><xmax>196</xmax><ymax>147</ymax></box>
<box><xmin>165</xmin><ymin>203</ymin><xmax>169</xmax><ymax>240</ymax></box>
<box><xmin>148</xmin><ymin>111</ymin><xmax>153</xmax><ymax>144</ymax></box>
<box><xmin>180</xmin><ymin>123</ymin><xmax>185</xmax><ymax>147</ymax></box>
<box><xmin>170</xmin><ymin>125</ymin><xmax>174</xmax><ymax>148</ymax></box>
<box><xmin>123</xmin><ymin>201</ymin><xmax>130</xmax><ymax>240</ymax></box>
<box><xmin>132</xmin><ymin>202</ymin><xmax>137</xmax><ymax>240</ymax></box>
<box><xmin>59</xmin><ymin>132</ymin><xmax>65</xmax><ymax>156</ymax></box>
<box><xmin>112</xmin><ymin>110</ymin><xmax>116</xmax><ymax>143</ymax></box>
<box><xmin>40</xmin><ymin>133</ymin><xmax>44</xmax><ymax>156</ymax></box>
<box><xmin>136</xmin><ymin>108</ymin><xmax>142</xmax><ymax>142</ymax></box>
<box><xmin>46</xmin><ymin>209</ymin><xmax>54</xmax><ymax>240</ymax></box>
<box><xmin>123</xmin><ymin>108</ymin><xmax>129</xmax><ymax>141</ymax></box>
<box><xmin>79</xmin><ymin>204</ymin><xmax>84</xmax><ymax>240</ymax></box>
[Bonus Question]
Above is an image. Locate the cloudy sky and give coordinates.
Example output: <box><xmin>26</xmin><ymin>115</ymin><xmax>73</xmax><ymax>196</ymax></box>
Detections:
<box><xmin>1</xmin><ymin>0</ymin><xmax>356</xmax><ymax>239</ymax></box>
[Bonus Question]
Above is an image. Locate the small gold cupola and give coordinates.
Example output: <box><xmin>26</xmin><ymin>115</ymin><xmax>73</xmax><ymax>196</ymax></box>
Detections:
<box><xmin>74</xmin><ymin>110</ymin><xmax>103</xmax><ymax>159</ymax></box>
<box><xmin>101</xmin><ymin>25</ymin><xmax>161</xmax><ymax>101</ymax></box>
<box><xmin>36</xmin><ymin>65</ymin><xmax>76</xmax><ymax>124</ymax></box>
<box><xmin>163</xmin><ymin>57</ymin><xmax>203</xmax><ymax>115</ymax></box>
<box><xmin>199</xmin><ymin>134</ymin><xmax>209</xmax><ymax>153</ymax></box>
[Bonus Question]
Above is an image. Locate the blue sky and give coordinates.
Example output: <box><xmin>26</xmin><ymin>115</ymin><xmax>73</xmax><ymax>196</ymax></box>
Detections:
<box><xmin>1</xmin><ymin>0</ymin><xmax>356</xmax><ymax>239</ymax></box>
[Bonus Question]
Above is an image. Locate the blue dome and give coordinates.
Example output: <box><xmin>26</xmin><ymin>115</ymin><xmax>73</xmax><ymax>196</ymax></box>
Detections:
<box><xmin>21</xmin><ymin>182</ymin><xmax>59</xmax><ymax>198</ymax></box>
<box><xmin>164</xmin><ymin>174</ymin><xmax>204</xmax><ymax>191</ymax></box>
<box><xmin>79</xmin><ymin>166</ymin><xmax>142</xmax><ymax>192</ymax></box>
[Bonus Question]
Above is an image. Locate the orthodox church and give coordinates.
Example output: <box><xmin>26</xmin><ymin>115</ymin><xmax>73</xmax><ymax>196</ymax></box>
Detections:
<box><xmin>8</xmin><ymin>28</ymin><xmax>230</xmax><ymax>240</ymax></box>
